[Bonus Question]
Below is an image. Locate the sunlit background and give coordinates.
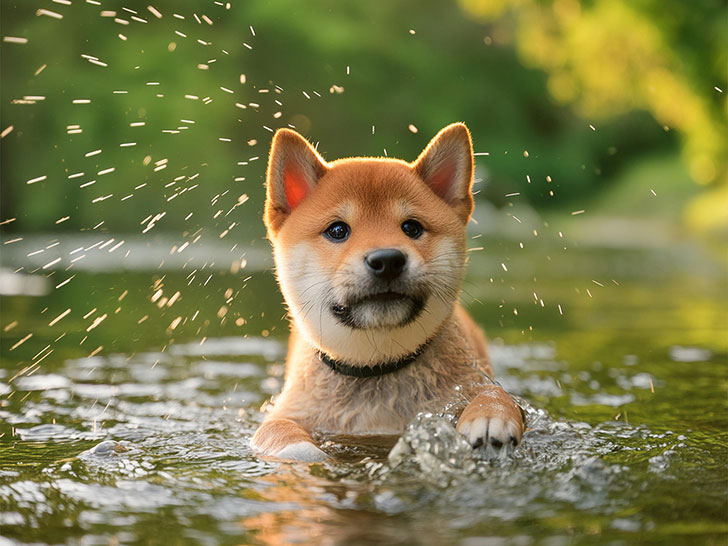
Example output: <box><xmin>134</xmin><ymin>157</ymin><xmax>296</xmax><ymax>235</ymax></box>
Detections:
<box><xmin>1</xmin><ymin>1</ymin><xmax>726</xmax><ymax>544</ymax></box>
<box><xmin>3</xmin><ymin>0</ymin><xmax>726</xmax><ymax>237</ymax></box>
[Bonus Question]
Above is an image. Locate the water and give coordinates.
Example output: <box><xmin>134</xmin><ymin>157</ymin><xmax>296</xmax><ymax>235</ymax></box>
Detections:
<box><xmin>1</xmin><ymin>237</ymin><xmax>727</xmax><ymax>545</ymax></box>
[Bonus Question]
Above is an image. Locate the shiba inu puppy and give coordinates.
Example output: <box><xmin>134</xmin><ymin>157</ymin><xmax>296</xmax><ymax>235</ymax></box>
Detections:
<box><xmin>251</xmin><ymin>123</ymin><xmax>525</xmax><ymax>461</ymax></box>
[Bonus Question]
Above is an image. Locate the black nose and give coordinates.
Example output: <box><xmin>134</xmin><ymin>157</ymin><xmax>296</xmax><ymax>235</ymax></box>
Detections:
<box><xmin>364</xmin><ymin>248</ymin><xmax>407</xmax><ymax>280</ymax></box>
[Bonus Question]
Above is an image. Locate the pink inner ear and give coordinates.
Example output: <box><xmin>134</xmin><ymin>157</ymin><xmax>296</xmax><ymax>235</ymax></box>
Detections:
<box><xmin>284</xmin><ymin>165</ymin><xmax>309</xmax><ymax>210</ymax></box>
<box><xmin>428</xmin><ymin>159</ymin><xmax>457</xmax><ymax>201</ymax></box>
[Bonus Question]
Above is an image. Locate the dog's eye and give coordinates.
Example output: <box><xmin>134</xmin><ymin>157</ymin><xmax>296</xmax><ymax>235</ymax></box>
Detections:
<box><xmin>401</xmin><ymin>219</ymin><xmax>424</xmax><ymax>239</ymax></box>
<box><xmin>324</xmin><ymin>221</ymin><xmax>350</xmax><ymax>242</ymax></box>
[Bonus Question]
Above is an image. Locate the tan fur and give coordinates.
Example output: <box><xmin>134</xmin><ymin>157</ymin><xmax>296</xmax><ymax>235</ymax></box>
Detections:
<box><xmin>457</xmin><ymin>386</ymin><xmax>526</xmax><ymax>439</ymax></box>
<box><xmin>251</xmin><ymin>123</ymin><xmax>525</xmax><ymax>459</ymax></box>
<box><xmin>251</xmin><ymin>418</ymin><xmax>316</xmax><ymax>454</ymax></box>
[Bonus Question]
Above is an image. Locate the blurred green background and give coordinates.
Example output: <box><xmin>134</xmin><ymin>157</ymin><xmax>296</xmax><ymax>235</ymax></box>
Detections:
<box><xmin>2</xmin><ymin>0</ymin><xmax>726</xmax><ymax>240</ymax></box>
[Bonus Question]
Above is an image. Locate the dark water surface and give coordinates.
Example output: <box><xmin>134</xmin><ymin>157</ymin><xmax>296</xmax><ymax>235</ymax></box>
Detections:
<box><xmin>1</xmin><ymin>236</ymin><xmax>726</xmax><ymax>545</ymax></box>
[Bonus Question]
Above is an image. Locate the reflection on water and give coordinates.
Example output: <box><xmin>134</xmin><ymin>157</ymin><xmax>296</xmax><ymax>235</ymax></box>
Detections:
<box><xmin>1</xmin><ymin>241</ymin><xmax>726</xmax><ymax>544</ymax></box>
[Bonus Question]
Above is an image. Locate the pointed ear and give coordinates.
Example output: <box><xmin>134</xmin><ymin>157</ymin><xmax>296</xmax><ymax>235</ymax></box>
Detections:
<box><xmin>413</xmin><ymin>123</ymin><xmax>474</xmax><ymax>221</ymax></box>
<box><xmin>265</xmin><ymin>128</ymin><xmax>328</xmax><ymax>232</ymax></box>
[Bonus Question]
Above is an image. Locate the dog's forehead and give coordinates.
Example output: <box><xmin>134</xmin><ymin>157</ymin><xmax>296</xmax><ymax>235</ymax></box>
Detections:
<box><xmin>317</xmin><ymin>159</ymin><xmax>429</xmax><ymax>213</ymax></box>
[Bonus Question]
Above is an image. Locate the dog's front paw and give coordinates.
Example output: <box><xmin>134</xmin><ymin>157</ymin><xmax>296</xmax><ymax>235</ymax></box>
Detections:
<box><xmin>456</xmin><ymin>385</ymin><xmax>525</xmax><ymax>449</ymax></box>
<box><xmin>251</xmin><ymin>418</ymin><xmax>328</xmax><ymax>462</ymax></box>
<box><xmin>271</xmin><ymin>441</ymin><xmax>328</xmax><ymax>462</ymax></box>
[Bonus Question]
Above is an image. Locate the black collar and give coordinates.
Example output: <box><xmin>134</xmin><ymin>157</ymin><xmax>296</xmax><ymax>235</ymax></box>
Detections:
<box><xmin>318</xmin><ymin>342</ymin><xmax>429</xmax><ymax>378</ymax></box>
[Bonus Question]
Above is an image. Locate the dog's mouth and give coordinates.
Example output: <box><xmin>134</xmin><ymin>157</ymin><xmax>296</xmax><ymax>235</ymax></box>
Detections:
<box><xmin>358</xmin><ymin>291</ymin><xmax>409</xmax><ymax>304</ymax></box>
<box><xmin>331</xmin><ymin>290</ymin><xmax>426</xmax><ymax>329</ymax></box>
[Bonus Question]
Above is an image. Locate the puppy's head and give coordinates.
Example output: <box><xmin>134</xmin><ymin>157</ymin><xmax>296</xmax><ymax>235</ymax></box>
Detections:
<box><xmin>264</xmin><ymin>123</ymin><xmax>474</xmax><ymax>365</ymax></box>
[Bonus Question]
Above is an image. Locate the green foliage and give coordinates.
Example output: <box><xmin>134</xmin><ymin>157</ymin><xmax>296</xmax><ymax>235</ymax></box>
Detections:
<box><xmin>1</xmin><ymin>0</ymin><xmax>720</xmax><ymax>234</ymax></box>
<box><xmin>461</xmin><ymin>0</ymin><xmax>727</xmax><ymax>186</ymax></box>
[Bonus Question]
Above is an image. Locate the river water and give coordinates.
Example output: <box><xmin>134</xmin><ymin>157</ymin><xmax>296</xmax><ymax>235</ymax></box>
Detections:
<box><xmin>1</xmin><ymin>234</ymin><xmax>726</xmax><ymax>544</ymax></box>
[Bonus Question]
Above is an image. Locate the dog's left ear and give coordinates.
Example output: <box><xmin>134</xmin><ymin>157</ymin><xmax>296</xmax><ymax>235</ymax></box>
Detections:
<box><xmin>265</xmin><ymin>128</ymin><xmax>328</xmax><ymax>233</ymax></box>
<box><xmin>413</xmin><ymin>123</ymin><xmax>474</xmax><ymax>222</ymax></box>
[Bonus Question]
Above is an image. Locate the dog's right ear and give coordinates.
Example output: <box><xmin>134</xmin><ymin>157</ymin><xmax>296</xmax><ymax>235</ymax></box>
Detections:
<box><xmin>265</xmin><ymin>129</ymin><xmax>328</xmax><ymax>233</ymax></box>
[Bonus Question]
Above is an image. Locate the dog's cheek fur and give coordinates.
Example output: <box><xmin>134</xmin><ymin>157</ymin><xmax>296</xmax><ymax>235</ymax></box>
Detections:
<box><xmin>275</xmin><ymin>236</ymin><xmax>465</xmax><ymax>364</ymax></box>
<box><xmin>275</xmin><ymin>242</ymin><xmax>330</xmax><ymax>337</ymax></box>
